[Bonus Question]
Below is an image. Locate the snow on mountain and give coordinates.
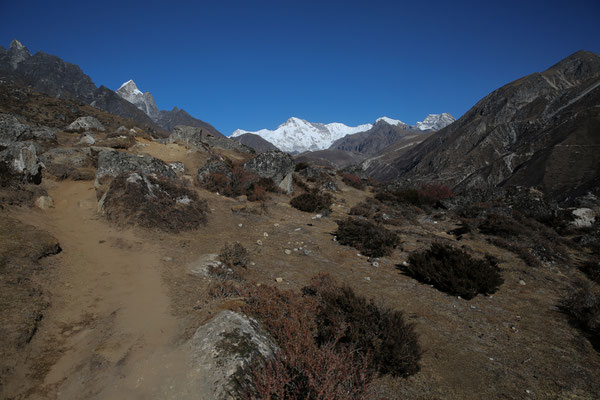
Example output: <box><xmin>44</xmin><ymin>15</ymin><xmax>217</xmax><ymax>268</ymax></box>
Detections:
<box><xmin>415</xmin><ymin>113</ymin><xmax>455</xmax><ymax>131</ymax></box>
<box><xmin>116</xmin><ymin>80</ymin><xmax>160</xmax><ymax>121</ymax></box>
<box><xmin>231</xmin><ymin>113</ymin><xmax>455</xmax><ymax>154</ymax></box>
<box><xmin>375</xmin><ymin>116</ymin><xmax>407</xmax><ymax>126</ymax></box>
<box><xmin>231</xmin><ymin>117</ymin><xmax>373</xmax><ymax>153</ymax></box>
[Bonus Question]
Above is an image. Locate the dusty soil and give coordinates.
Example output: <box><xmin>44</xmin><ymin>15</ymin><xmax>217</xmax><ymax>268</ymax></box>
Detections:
<box><xmin>1</xmin><ymin>140</ymin><xmax>599</xmax><ymax>399</ymax></box>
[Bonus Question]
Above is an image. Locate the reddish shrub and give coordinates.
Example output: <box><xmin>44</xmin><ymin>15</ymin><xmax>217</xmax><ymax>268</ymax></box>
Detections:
<box><xmin>241</xmin><ymin>285</ymin><xmax>373</xmax><ymax>399</ymax></box>
<box><xmin>204</xmin><ymin>172</ymin><xmax>232</xmax><ymax>196</ymax></box>
<box><xmin>418</xmin><ymin>183</ymin><xmax>454</xmax><ymax>202</ymax></box>
<box><xmin>340</xmin><ymin>172</ymin><xmax>365</xmax><ymax>190</ymax></box>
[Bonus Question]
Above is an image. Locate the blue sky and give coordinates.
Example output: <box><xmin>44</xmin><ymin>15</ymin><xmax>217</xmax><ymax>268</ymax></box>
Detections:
<box><xmin>1</xmin><ymin>0</ymin><xmax>599</xmax><ymax>135</ymax></box>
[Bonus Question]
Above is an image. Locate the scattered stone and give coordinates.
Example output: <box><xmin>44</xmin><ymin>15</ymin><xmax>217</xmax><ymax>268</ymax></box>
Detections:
<box><xmin>372</xmin><ymin>261</ymin><xmax>380</xmax><ymax>267</ymax></box>
<box><xmin>364</xmin><ymin>277</ymin><xmax>371</xmax><ymax>281</ymax></box>
<box><xmin>263</xmin><ymin>232</ymin><xmax>269</xmax><ymax>237</ymax></box>
<box><xmin>163</xmin><ymin>257</ymin><xmax>173</xmax><ymax>262</ymax></box>
<box><xmin>238</xmin><ymin>223</ymin><xmax>243</xmax><ymax>228</ymax></box>
<box><xmin>571</xmin><ymin>208</ymin><xmax>596</xmax><ymax>228</ymax></box>
<box><xmin>35</xmin><ymin>195</ymin><xmax>54</xmax><ymax>209</ymax></box>
<box><xmin>169</xmin><ymin>161</ymin><xmax>185</xmax><ymax>174</ymax></box>
<box><xmin>275</xmin><ymin>277</ymin><xmax>284</xmax><ymax>283</ymax></box>
<box><xmin>519</xmin><ymin>280</ymin><xmax>526</xmax><ymax>286</ymax></box>
<box><xmin>256</xmin><ymin>240</ymin><xmax>263</xmax><ymax>246</ymax></box>
<box><xmin>303</xmin><ymin>249</ymin><xmax>312</xmax><ymax>256</ymax></box>
<box><xmin>188</xmin><ymin>254</ymin><xmax>231</xmax><ymax>278</ymax></box>
<box><xmin>284</xmin><ymin>249</ymin><xmax>292</xmax><ymax>255</ymax></box>
<box><xmin>78</xmin><ymin>134</ymin><xmax>96</xmax><ymax>145</ymax></box>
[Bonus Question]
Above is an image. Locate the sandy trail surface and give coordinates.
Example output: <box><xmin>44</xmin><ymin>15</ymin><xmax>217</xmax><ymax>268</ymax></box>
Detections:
<box><xmin>10</xmin><ymin>180</ymin><xmax>198</xmax><ymax>399</ymax></box>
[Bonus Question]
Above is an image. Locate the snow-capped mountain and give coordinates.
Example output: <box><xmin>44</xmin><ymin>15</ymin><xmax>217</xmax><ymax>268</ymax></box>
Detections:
<box><xmin>415</xmin><ymin>113</ymin><xmax>455</xmax><ymax>131</ymax></box>
<box><xmin>116</xmin><ymin>80</ymin><xmax>160</xmax><ymax>121</ymax></box>
<box><xmin>375</xmin><ymin>116</ymin><xmax>407</xmax><ymax>127</ymax></box>
<box><xmin>231</xmin><ymin>117</ymin><xmax>372</xmax><ymax>153</ymax></box>
<box><xmin>231</xmin><ymin>113</ymin><xmax>455</xmax><ymax>153</ymax></box>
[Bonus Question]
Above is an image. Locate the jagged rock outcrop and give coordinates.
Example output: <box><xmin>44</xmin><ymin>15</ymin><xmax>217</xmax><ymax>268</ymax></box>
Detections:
<box><xmin>65</xmin><ymin>116</ymin><xmax>105</xmax><ymax>132</ymax></box>
<box><xmin>188</xmin><ymin>310</ymin><xmax>277</xmax><ymax>399</ymax></box>
<box><xmin>0</xmin><ymin>113</ymin><xmax>57</xmax><ymax>146</ymax></box>
<box><xmin>367</xmin><ymin>50</ymin><xmax>600</xmax><ymax>204</ymax></box>
<box><xmin>243</xmin><ymin>151</ymin><xmax>295</xmax><ymax>192</ymax></box>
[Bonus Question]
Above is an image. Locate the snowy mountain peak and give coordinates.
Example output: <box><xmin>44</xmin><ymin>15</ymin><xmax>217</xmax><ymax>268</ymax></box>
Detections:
<box><xmin>231</xmin><ymin>118</ymin><xmax>373</xmax><ymax>153</ymax></box>
<box><xmin>116</xmin><ymin>80</ymin><xmax>159</xmax><ymax>121</ymax></box>
<box><xmin>415</xmin><ymin>113</ymin><xmax>456</xmax><ymax>131</ymax></box>
<box><xmin>376</xmin><ymin>116</ymin><xmax>407</xmax><ymax>126</ymax></box>
<box><xmin>9</xmin><ymin>39</ymin><xmax>26</xmax><ymax>51</ymax></box>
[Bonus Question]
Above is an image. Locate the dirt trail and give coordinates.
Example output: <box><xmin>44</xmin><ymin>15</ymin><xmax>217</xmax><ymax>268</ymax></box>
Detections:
<box><xmin>11</xmin><ymin>180</ymin><xmax>196</xmax><ymax>399</ymax></box>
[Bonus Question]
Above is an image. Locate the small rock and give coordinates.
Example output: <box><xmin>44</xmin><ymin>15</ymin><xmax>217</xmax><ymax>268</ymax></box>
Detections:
<box><xmin>372</xmin><ymin>261</ymin><xmax>380</xmax><ymax>267</ymax></box>
<box><xmin>274</xmin><ymin>223</ymin><xmax>280</xmax><ymax>227</ymax></box>
<box><xmin>163</xmin><ymin>257</ymin><xmax>173</xmax><ymax>262</ymax></box>
<box><xmin>275</xmin><ymin>277</ymin><xmax>284</xmax><ymax>283</ymax></box>
<box><xmin>294</xmin><ymin>228</ymin><xmax>301</xmax><ymax>231</ymax></box>
<box><xmin>250</xmin><ymin>262</ymin><xmax>256</xmax><ymax>266</ymax></box>
<box><xmin>263</xmin><ymin>232</ymin><xmax>269</xmax><ymax>237</ymax></box>
<box><xmin>284</xmin><ymin>249</ymin><xmax>292</xmax><ymax>255</ymax></box>
<box><xmin>315</xmin><ymin>214</ymin><xmax>322</xmax><ymax>219</ymax></box>
<box><xmin>303</xmin><ymin>250</ymin><xmax>312</xmax><ymax>256</ymax></box>
<box><xmin>364</xmin><ymin>277</ymin><xmax>371</xmax><ymax>281</ymax></box>
<box><xmin>238</xmin><ymin>223</ymin><xmax>243</xmax><ymax>228</ymax></box>
<box><xmin>35</xmin><ymin>195</ymin><xmax>54</xmax><ymax>209</ymax></box>
<box><xmin>519</xmin><ymin>280</ymin><xmax>526</xmax><ymax>286</ymax></box>
<box><xmin>256</xmin><ymin>240</ymin><xmax>263</xmax><ymax>246</ymax></box>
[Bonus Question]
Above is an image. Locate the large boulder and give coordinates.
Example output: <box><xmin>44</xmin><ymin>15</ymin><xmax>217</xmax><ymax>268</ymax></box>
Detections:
<box><xmin>40</xmin><ymin>147</ymin><xmax>98</xmax><ymax>180</ymax></box>
<box><xmin>95</xmin><ymin>149</ymin><xmax>176</xmax><ymax>198</ymax></box>
<box><xmin>65</xmin><ymin>116</ymin><xmax>105</xmax><ymax>132</ymax></box>
<box><xmin>0</xmin><ymin>142</ymin><xmax>42</xmax><ymax>184</ymax></box>
<box><xmin>0</xmin><ymin>113</ymin><xmax>57</xmax><ymax>146</ymax></box>
<box><xmin>243</xmin><ymin>151</ymin><xmax>294</xmax><ymax>193</ymax></box>
<box><xmin>188</xmin><ymin>310</ymin><xmax>277</xmax><ymax>399</ymax></box>
<box><xmin>197</xmin><ymin>157</ymin><xmax>232</xmax><ymax>184</ymax></box>
<box><xmin>99</xmin><ymin>172</ymin><xmax>208</xmax><ymax>232</ymax></box>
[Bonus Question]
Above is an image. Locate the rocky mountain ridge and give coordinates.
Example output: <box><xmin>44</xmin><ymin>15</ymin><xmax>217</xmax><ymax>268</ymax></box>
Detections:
<box><xmin>364</xmin><ymin>50</ymin><xmax>600</xmax><ymax>203</ymax></box>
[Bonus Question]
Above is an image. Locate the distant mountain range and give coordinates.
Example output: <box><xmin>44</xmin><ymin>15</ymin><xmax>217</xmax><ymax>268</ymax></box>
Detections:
<box><xmin>231</xmin><ymin>113</ymin><xmax>455</xmax><ymax>153</ymax></box>
<box><xmin>0</xmin><ymin>39</ymin><xmax>222</xmax><ymax>137</ymax></box>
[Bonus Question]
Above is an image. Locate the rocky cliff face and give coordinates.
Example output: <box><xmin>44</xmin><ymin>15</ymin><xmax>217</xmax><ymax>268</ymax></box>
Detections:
<box><xmin>367</xmin><ymin>50</ymin><xmax>600</xmax><ymax>203</ymax></box>
<box><xmin>157</xmin><ymin>107</ymin><xmax>223</xmax><ymax>137</ymax></box>
<box><xmin>231</xmin><ymin>132</ymin><xmax>280</xmax><ymax>153</ymax></box>
<box><xmin>116</xmin><ymin>80</ymin><xmax>160</xmax><ymax>121</ymax></box>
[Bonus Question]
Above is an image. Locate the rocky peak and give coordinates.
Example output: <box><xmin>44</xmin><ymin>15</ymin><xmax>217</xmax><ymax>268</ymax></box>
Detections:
<box><xmin>415</xmin><ymin>113</ymin><xmax>456</xmax><ymax>131</ymax></box>
<box><xmin>116</xmin><ymin>79</ymin><xmax>159</xmax><ymax>121</ymax></box>
<box><xmin>8</xmin><ymin>39</ymin><xmax>31</xmax><ymax>69</ymax></box>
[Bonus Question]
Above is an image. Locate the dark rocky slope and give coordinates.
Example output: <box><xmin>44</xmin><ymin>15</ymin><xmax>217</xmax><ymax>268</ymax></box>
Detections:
<box><xmin>231</xmin><ymin>132</ymin><xmax>280</xmax><ymax>153</ymax></box>
<box><xmin>367</xmin><ymin>50</ymin><xmax>600</xmax><ymax>203</ymax></box>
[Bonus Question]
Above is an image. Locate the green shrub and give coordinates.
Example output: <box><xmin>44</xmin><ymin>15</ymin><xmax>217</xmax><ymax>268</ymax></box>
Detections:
<box><xmin>304</xmin><ymin>274</ymin><xmax>421</xmax><ymax>377</ymax></box>
<box><xmin>402</xmin><ymin>243</ymin><xmax>503</xmax><ymax>299</ymax></box>
<box><xmin>334</xmin><ymin>218</ymin><xmax>399</xmax><ymax>257</ymax></box>
<box><xmin>290</xmin><ymin>191</ymin><xmax>332</xmax><ymax>213</ymax></box>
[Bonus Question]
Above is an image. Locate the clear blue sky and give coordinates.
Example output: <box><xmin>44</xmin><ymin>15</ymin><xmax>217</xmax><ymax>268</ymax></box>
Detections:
<box><xmin>1</xmin><ymin>0</ymin><xmax>599</xmax><ymax>135</ymax></box>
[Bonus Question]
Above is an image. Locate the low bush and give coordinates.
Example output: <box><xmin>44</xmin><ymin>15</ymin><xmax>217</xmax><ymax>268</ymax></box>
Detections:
<box><xmin>241</xmin><ymin>284</ymin><xmax>373</xmax><ymax>399</ymax></box>
<box><xmin>294</xmin><ymin>162</ymin><xmax>310</xmax><ymax>172</ymax></box>
<box><xmin>478</xmin><ymin>214</ymin><xmax>522</xmax><ymax>238</ymax></box>
<box><xmin>290</xmin><ymin>191</ymin><xmax>333</xmax><ymax>213</ymax></box>
<box><xmin>219</xmin><ymin>242</ymin><xmax>249</xmax><ymax>269</ymax></box>
<box><xmin>375</xmin><ymin>189</ymin><xmax>423</xmax><ymax>207</ymax></box>
<box><xmin>339</xmin><ymin>172</ymin><xmax>365</xmax><ymax>190</ymax></box>
<box><xmin>560</xmin><ymin>280</ymin><xmax>600</xmax><ymax>350</ymax></box>
<box><xmin>401</xmin><ymin>243</ymin><xmax>504</xmax><ymax>299</ymax></box>
<box><xmin>304</xmin><ymin>274</ymin><xmax>421</xmax><ymax>377</ymax></box>
<box><xmin>418</xmin><ymin>183</ymin><xmax>453</xmax><ymax>203</ymax></box>
<box><xmin>579</xmin><ymin>260</ymin><xmax>600</xmax><ymax>284</ymax></box>
<box><xmin>334</xmin><ymin>218</ymin><xmax>400</xmax><ymax>257</ymax></box>
<box><xmin>203</xmin><ymin>167</ymin><xmax>276</xmax><ymax>202</ymax></box>
<box><xmin>349</xmin><ymin>198</ymin><xmax>404</xmax><ymax>226</ymax></box>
